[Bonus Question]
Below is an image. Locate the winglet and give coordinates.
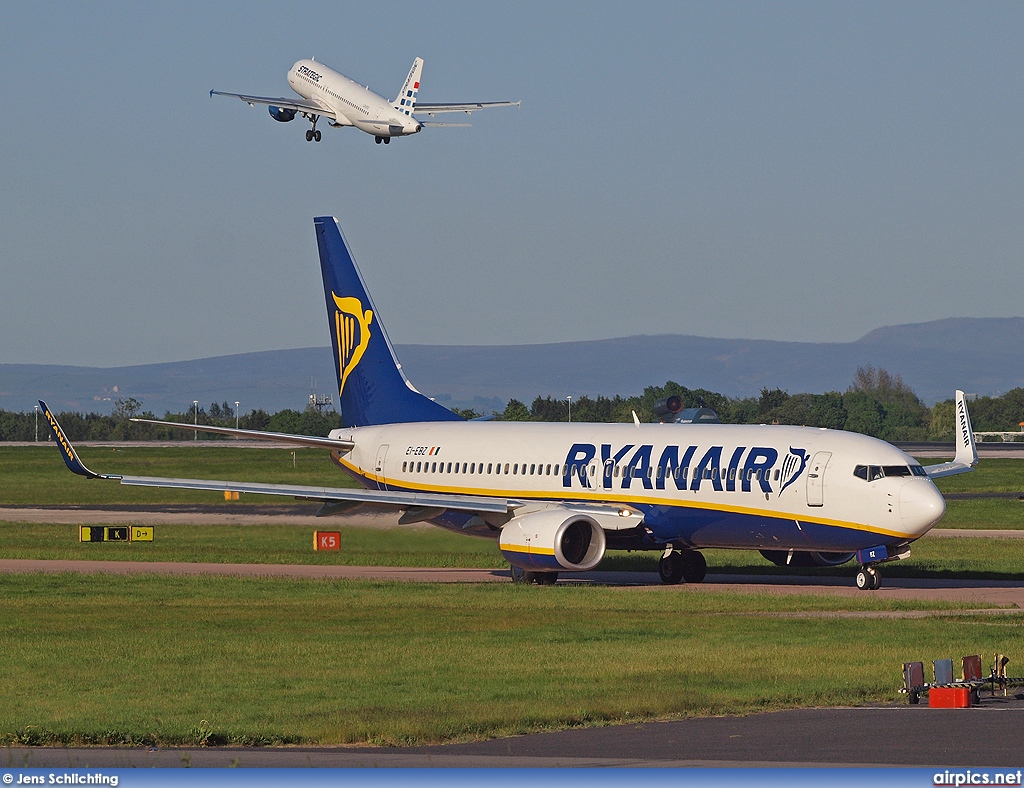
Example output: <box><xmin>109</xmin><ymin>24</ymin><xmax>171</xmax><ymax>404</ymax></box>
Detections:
<box><xmin>953</xmin><ymin>389</ymin><xmax>978</xmax><ymax>469</ymax></box>
<box><xmin>38</xmin><ymin>401</ymin><xmax>115</xmax><ymax>480</ymax></box>
<box><xmin>923</xmin><ymin>390</ymin><xmax>978</xmax><ymax>478</ymax></box>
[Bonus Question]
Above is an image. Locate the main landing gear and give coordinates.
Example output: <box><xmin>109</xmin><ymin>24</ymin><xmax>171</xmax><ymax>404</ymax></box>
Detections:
<box><xmin>856</xmin><ymin>565</ymin><xmax>882</xmax><ymax>591</ymax></box>
<box><xmin>374</xmin><ymin>135</ymin><xmax>390</xmax><ymax>144</ymax></box>
<box><xmin>304</xmin><ymin>115</ymin><xmax>322</xmax><ymax>142</ymax></box>
<box><xmin>510</xmin><ymin>566</ymin><xmax>558</xmax><ymax>585</ymax></box>
<box><xmin>658</xmin><ymin>549</ymin><xmax>707</xmax><ymax>585</ymax></box>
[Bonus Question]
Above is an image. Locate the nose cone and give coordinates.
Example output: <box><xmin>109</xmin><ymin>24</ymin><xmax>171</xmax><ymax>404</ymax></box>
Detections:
<box><xmin>899</xmin><ymin>479</ymin><xmax>945</xmax><ymax>535</ymax></box>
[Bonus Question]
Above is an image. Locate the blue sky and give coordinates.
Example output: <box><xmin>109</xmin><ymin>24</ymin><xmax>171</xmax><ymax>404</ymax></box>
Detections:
<box><xmin>1</xmin><ymin>2</ymin><xmax>1021</xmax><ymax>367</ymax></box>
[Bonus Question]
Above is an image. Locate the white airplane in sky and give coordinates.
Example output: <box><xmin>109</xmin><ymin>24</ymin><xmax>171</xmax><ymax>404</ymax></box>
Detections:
<box><xmin>211</xmin><ymin>58</ymin><xmax>519</xmax><ymax>144</ymax></box>
<box><xmin>41</xmin><ymin>217</ymin><xmax>977</xmax><ymax>590</ymax></box>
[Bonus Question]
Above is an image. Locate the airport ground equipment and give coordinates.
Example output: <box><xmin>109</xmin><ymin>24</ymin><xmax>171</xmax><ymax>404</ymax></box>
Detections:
<box><xmin>902</xmin><ymin>655</ymin><xmax>1023</xmax><ymax>705</ymax></box>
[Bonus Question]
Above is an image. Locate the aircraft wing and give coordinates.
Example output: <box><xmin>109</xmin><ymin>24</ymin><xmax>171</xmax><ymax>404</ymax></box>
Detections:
<box><xmin>210</xmin><ymin>90</ymin><xmax>336</xmax><ymax>120</ymax></box>
<box><xmin>923</xmin><ymin>390</ymin><xmax>978</xmax><ymax>478</ymax></box>
<box><xmin>112</xmin><ymin>475</ymin><xmax>513</xmax><ymax>514</ymax></box>
<box><xmin>40</xmin><ymin>401</ymin><xmax>511</xmax><ymax>514</ymax></box>
<box><xmin>415</xmin><ymin>100</ymin><xmax>520</xmax><ymax>116</ymax></box>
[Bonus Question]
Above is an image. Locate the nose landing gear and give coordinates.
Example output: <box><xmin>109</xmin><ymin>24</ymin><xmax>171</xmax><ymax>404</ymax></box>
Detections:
<box><xmin>856</xmin><ymin>565</ymin><xmax>882</xmax><ymax>590</ymax></box>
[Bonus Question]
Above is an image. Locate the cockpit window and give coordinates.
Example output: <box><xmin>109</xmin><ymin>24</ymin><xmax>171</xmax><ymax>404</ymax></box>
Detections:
<box><xmin>855</xmin><ymin>464</ymin><xmax>926</xmax><ymax>481</ymax></box>
<box><xmin>853</xmin><ymin>465</ymin><xmax>883</xmax><ymax>481</ymax></box>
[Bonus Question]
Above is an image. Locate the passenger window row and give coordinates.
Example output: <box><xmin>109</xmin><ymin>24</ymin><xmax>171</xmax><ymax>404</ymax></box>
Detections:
<box><xmin>401</xmin><ymin>461</ymin><xmax>564</xmax><ymax>476</ymax></box>
<box><xmin>399</xmin><ymin>460</ymin><xmax>778</xmax><ymax>482</ymax></box>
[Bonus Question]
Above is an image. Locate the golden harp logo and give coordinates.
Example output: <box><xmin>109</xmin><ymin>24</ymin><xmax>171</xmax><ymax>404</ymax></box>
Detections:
<box><xmin>332</xmin><ymin>293</ymin><xmax>373</xmax><ymax>397</ymax></box>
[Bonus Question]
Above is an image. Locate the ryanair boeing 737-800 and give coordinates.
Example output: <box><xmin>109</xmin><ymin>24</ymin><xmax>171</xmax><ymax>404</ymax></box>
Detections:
<box><xmin>211</xmin><ymin>57</ymin><xmax>519</xmax><ymax>144</ymax></box>
<box><xmin>41</xmin><ymin>217</ymin><xmax>977</xmax><ymax>589</ymax></box>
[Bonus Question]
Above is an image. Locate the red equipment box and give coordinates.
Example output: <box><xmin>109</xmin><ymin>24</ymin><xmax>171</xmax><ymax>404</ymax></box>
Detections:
<box><xmin>929</xmin><ymin>687</ymin><xmax>972</xmax><ymax>708</ymax></box>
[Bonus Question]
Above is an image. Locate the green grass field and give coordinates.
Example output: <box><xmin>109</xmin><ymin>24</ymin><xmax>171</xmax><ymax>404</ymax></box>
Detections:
<box><xmin>0</xmin><ymin>445</ymin><xmax>356</xmax><ymax>506</ymax></box>
<box><xmin>1</xmin><ymin>444</ymin><xmax>1022</xmax><ymax>748</ymax></box>
<box><xmin>1</xmin><ymin>573</ymin><xmax>1016</xmax><ymax>748</ymax></box>
<box><xmin>931</xmin><ymin>459</ymin><xmax>1024</xmax><ymax>494</ymax></box>
<box><xmin>939</xmin><ymin>498</ymin><xmax>1024</xmax><ymax>530</ymax></box>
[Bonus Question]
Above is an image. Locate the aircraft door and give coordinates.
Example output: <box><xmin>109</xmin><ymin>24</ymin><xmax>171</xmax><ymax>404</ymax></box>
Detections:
<box><xmin>806</xmin><ymin>451</ymin><xmax>831</xmax><ymax>507</ymax></box>
<box><xmin>374</xmin><ymin>444</ymin><xmax>389</xmax><ymax>490</ymax></box>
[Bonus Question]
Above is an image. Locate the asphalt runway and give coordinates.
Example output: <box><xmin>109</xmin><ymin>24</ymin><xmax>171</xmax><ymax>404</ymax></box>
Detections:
<box><xmin>7</xmin><ymin>700</ymin><xmax>1024</xmax><ymax>767</ymax></box>
<box><xmin>2</xmin><ymin>558</ymin><xmax>1023</xmax><ymax>608</ymax></box>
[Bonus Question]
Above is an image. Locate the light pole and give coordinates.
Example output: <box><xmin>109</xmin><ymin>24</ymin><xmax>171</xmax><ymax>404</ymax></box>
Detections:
<box><xmin>193</xmin><ymin>401</ymin><xmax>199</xmax><ymax>441</ymax></box>
<box><xmin>567</xmin><ymin>396</ymin><xmax>572</xmax><ymax>423</ymax></box>
<box><xmin>34</xmin><ymin>404</ymin><xmax>39</xmax><ymax>442</ymax></box>
<box><xmin>235</xmin><ymin>401</ymin><xmax>240</xmax><ymax>430</ymax></box>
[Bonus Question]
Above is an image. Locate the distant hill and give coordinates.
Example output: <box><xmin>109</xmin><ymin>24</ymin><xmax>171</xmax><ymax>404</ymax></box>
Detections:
<box><xmin>2</xmin><ymin>317</ymin><xmax>1022</xmax><ymax>415</ymax></box>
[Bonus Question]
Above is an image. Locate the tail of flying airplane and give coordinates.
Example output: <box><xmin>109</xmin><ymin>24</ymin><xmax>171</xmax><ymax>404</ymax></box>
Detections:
<box><xmin>314</xmin><ymin>216</ymin><xmax>463</xmax><ymax>428</ymax></box>
<box><xmin>392</xmin><ymin>57</ymin><xmax>423</xmax><ymax>115</ymax></box>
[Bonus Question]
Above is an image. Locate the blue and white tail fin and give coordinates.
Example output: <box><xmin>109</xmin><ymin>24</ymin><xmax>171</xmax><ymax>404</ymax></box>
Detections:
<box><xmin>314</xmin><ymin>216</ymin><xmax>462</xmax><ymax>428</ymax></box>
<box><xmin>392</xmin><ymin>57</ymin><xmax>423</xmax><ymax>116</ymax></box>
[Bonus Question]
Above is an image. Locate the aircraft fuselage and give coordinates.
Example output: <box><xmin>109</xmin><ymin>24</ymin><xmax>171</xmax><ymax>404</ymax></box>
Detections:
<box><xmin>329</xmin><ymin>420</ymin><xmax>945</xmax><ymax>553</ymax></box>
<box><xmin>287</xmin><ymin>59</ymin><xmax>422</xmax><ymax>138</ymax></box>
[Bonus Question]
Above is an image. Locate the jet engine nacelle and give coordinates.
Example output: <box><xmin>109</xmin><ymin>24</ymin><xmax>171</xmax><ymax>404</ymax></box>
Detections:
<box><xmin>269</xmin><ymin>106</ymin><xmax>297</xmax><ymax>122</ymax></box>
<box><xmin>653</xmin><ymin>395</ymin><xmax>684</xmax><ymax>418</ymax></box>
<box><xmin>759</xmin><ymin>550</ymin><xmax>856</xmax><ymax>568</ymax></box>
<box><xmin>499</xmin><ymin>510</ymin><xmax>606</xmax><ymax>572</ymax></box>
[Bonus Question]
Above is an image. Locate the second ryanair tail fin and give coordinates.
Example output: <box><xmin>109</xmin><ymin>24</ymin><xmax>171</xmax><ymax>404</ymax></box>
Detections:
<box><xmin>314</xmin><ymin>216</ymin><xmax>463</xmax><ymax>428</ymax></box>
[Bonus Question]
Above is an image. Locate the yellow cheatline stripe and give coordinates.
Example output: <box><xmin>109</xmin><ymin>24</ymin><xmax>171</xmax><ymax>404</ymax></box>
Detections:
<box><xmin>334</xmin><ymin>457</ymin><xmax>915</xmax><ymax>541</ymax></box>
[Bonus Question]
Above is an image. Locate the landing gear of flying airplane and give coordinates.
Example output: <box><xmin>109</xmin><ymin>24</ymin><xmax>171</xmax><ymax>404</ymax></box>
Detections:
<box><xmin>374</xmin><ymin>136</ymin><xmax>390</xmax><ymax>144</ymax></box>
<box><xmin>509</xmin><ymin>566</ymin><xmax>559</xmax><ymax>585</ymax></box>
<box><xmin>855</xmin><ymin>565</ymin><xmax>882</xmax><ymax>591</ymax></box>
<box><xmin>304</xmin><ymin>115</ymin><xmax>321</xmax><ymax>142</ymax></box>
<box><xmin>658</xmin><ymin>549</ymin><xmax>707</xmax><ymax>585</ymax></box>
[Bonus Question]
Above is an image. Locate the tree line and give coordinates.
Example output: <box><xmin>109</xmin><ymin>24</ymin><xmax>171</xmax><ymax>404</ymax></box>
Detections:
<box><xmin>0</xmin><ymin>398</ymin><xmax>341</xmax><ymax>443</ymax></box>
<box><xmin>489</xmin><ymin>366</ymin><xmax>1023</xmax><ymax>442</ymax></box>
<box><xmin>3</xmin><ymin>367</ymin><xmax>1022</xmax><ymax>442</ymax></box>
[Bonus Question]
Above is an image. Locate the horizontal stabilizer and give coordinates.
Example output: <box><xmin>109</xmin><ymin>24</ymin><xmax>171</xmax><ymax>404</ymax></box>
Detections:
<box><xmin>130</xmin><ymin>417</ymin><xmax>354</xmax><ymax>451</ymax></box>
<box><xmin>416</xmin><ymin>100</ymin><xmax>520</xmax><ymax>115</ymax></box>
